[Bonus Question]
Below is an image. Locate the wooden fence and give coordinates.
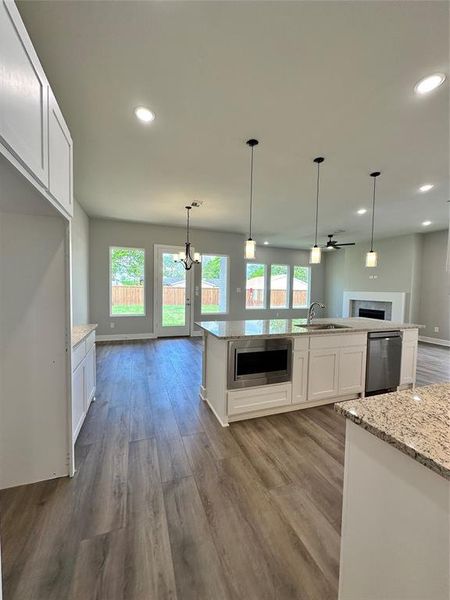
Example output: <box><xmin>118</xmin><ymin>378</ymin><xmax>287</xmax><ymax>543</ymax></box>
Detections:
<box><xmin>112</xmin><ymin>285</ymin><xmax>307</xmax><ymax>308</ymax></box>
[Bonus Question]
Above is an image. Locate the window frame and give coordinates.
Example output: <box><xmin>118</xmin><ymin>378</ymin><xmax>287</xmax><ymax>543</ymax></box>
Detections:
<box><xmin>245</xmin><ymin>262</ymin><xmax>268</xmax><ymax>310</ymax></box>
<box><xmin>291</xmin><ymin>265</ymin><xmax>311</xmax><ymax>309</ymax></box>
<box><xmin>200</xmin><ymin>253</ymin><xmax>230</xmax><ymax>316</ymax></box>
<box><xmin>109</xmin><ymin>245</ymin><xmax>146</xmax><ymax>317</ymax></box>
<box><xmin>269</xmin><ymin>264</ymin><xmax>290</xmax><ymax>310</ymax></box>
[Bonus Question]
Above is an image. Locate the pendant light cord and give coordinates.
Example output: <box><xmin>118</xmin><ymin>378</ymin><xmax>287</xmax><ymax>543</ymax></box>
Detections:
<box><xmin>249</xmin><ymin>145</ymin><xmax>254</xmax><ymax>239</ymax></box>
<box><xmin>314</xmin><ymin>161</ymin><xmax>320</xmax><ymax>246</ymax></box>
<box><xmin>369</xmin><ymin>172</ymin><xmax>380</xmax><ymax>252</ymax></box>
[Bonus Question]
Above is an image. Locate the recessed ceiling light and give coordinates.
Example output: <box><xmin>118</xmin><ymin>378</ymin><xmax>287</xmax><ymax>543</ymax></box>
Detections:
<box><xmin>357</xmin><ymin>208</ymin><xmax>367</xmax><ymax>215</ymax></box>
<box><xmin>419</xmin><ymin>184</ymin><xmax>434</xmax><ymax>193</ymax></box>
<box><xmin>414</xmin><ymin>73</ymin><xmax>446</xmax><ymax>95</ymax></box>
<box><xmin>134</xmin><ymin>106</ymin><xmax>155</xmax><ymax>123</ymax></box>
<box><xmin>263</xmin><ymin>241</ymin><xmax>269</xmax><ymax>245</ymax></box>
<box><xmin>422</xmin><ymin>220</ymin><xmax>432</xmax><ymax>227</ymax></box>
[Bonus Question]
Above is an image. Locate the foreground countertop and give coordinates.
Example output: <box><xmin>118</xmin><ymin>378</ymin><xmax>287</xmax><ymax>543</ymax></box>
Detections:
<box><xmin>195</xmin><ymin>317</ymin><xmax>420</xmax><ymax>340</ymax></box>
<box><xmin>335</xmin><ymin>383</ymin><xmax>450</xmax><ymax>480</ymax></box>
<box><xmin>72</xmin><ymin>324</ymin><xmax>97</xmax><ymax>348</ymax></box>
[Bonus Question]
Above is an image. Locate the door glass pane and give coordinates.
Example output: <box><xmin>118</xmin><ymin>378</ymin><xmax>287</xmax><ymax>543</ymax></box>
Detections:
<box><xmin>270</xmin><ymin>265</ymin><xmax>289</xmax><ymax>308</ymax></box>
<box><xmin>162</xmin><ymin>252</ymin><xmax>186</xmax><ymax>327</ymax></box>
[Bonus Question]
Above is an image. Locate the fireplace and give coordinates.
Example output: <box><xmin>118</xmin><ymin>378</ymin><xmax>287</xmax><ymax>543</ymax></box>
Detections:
<box><xmin>359</xmin><ymin>308</ymin><xmax>385</xmax><ymax>320</ymax></box>
<box><xmin>343</xmin><ymin>291</ymin><xmax>406</xmax><ymax>322</ymax></box>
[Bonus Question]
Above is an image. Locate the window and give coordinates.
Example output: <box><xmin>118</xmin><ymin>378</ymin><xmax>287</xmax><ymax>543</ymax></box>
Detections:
<box><xmin>292</xmin><ymin>266</ymin><xmax>310</xmax><ymax>308</ymax></box>
<box><xmin>246</xmin><ymin>263</ymin><xmax>266</xmax><ymax>309</ymax></box>
<box><xmin>201</xmin><ymin>255</ymin><xmax>229</xmax><ymax>314</ymax></box>
<box><xmin>270</xmin><ymin>265</ymin><xmax>289</xmax><ymax>308</ymax></box>
<box><xmin>110</xmin><ymin>247</ymin><xmax>145</xmax><ymax>316</ymax></box>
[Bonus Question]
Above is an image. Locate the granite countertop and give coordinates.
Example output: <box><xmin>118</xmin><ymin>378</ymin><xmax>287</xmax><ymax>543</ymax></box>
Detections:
<box><xmin>335</xmin><ymin>383</ymin><xmax>450</xmax><ymax>480</ymax></box>
<box><xmin>195</xmin><ymin>317</ymin><xmax>421</xmax><ymax>340</ymax></box>
<box><xmin>72</xmin><ymin>324</ymin><xmax>97</xmax><ymax>347</ymax></box>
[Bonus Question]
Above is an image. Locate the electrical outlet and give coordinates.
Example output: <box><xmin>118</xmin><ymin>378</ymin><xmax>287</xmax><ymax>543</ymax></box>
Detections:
<box><xmin>236</xmin><ymin>287</ymin><xmax>241</xmax><ymax>293</ymax></box>
<box><xmin>110</xmin><ymin>322</ymin><xmax>115</xmax><ymax>329</ymax></box>
<box><xmin>434</xmin><ymin>326</ymin><xmax>440</xmax><ymax>333</ymax></box>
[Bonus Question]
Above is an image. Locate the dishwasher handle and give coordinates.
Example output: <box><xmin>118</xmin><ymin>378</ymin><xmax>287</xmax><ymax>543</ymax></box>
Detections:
<box><xmin>368</xmin><ymin>330</ymin><xmax>401</xmax><ymax>340</ymax></box>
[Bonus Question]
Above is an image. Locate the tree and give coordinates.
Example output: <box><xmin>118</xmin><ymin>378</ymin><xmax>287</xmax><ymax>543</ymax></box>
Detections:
<box><xmin>111</xmin><ymin>248</ymin><xmax>145</xmax><ymax>285</ymax></box>
<box><xmin>202</xmin><ymin>256</ymin><xmax>221</xmax><ymax>280</ymax></box>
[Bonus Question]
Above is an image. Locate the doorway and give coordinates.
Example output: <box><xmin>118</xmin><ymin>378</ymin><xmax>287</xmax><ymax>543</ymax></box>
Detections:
<box><xmin>154</xmin><ymin>244</ymin><xmax>194</xmax><ymax>337</ymax></box>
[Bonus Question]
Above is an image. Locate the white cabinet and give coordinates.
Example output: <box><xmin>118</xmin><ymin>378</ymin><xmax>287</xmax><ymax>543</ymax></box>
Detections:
<box><xmin>307</xmin><ymin>333</ymin><xmax>367</xmax><ymax>401</ymax></box>
<box><xmin>72</xmin><ymin>333</ymin><xmax>96</xmax><ymax>441</ymax></box>
<box><xmin>48</xmin><ymin>88</ymin><xmax>73</xmax><ymax>217</ymax></box>
<box><xmin>292</xmin><ymin>350</ymin><xmax>309</xmax><ymax>403</ymax></box>
<box><xmin>400</xmin><ymin>329</ymin><xmax>418</xmax><ymax>386</ymax></box>
<box><xmin>339</xmin><ymin>346</ymin><xmax>367</xmax><ymax>395</ymax></box>
<box><xmin>84</xmin><ymin>345</ymin><xmax>96</xmax><ymax>409</ymax></box>
<box><xmin>0</xmin><ymin>0</ymin><xmax>73</xmax><ymax>219</ymax></box>
<box><xmin>72</xmin><ymin>361</ymin><xmax>85</xmax><ymax>440</ymax></box>
<box><xmin>308</xmin><ymin>349</ymin><xmax>340</xmax><ymax>401</ymax></box>
<box><xmin>0</xmin><ymin>0</ymin><xmax>48</xmax><ymax>186</ymax></box>
<box><xmin>228</xmin><ymin>383</ymin><xmax>291</xmax><ymax>417</ymax></box>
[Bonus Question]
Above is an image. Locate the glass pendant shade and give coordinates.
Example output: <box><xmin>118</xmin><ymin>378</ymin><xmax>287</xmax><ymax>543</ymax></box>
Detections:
<box><xmin>193</xmin><ymin>252</ymin><xmax>201</xmax><ymax>263</ymax></box>
<box><xmin>310</xmin><ymin>245</ymin><xmax>321</xmax><ymax>264</ymax></box>
<box><xmin>245</xmin><ymin>238</ymin><xmax>256</xmax><ymax>260</ymax></box>
<box><xmin>365</xmin><ymin>250</ymin><xmax>378</xmax><ymax>268</ymax></box>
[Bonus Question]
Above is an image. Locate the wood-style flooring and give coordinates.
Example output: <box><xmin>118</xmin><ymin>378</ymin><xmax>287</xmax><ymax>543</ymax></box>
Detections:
<box><xmin>0</xmin><ymin>339</ymin><xmax>448</xmax><ymax>600</ymax></box>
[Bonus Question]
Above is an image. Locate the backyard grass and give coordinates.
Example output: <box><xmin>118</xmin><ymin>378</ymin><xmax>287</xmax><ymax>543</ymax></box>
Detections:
<box><xmin>111</xmin><ymin>303</ymin><xmax>145</xmax><ymax>315</ymax></box>
<box><xmin>112</xmin><ymin>303</ymin><xmax>220</xmax><ymax>325</ymax></box>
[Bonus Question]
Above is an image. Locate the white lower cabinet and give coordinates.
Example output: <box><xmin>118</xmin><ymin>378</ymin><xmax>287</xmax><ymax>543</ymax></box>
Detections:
<box><xmin>228</xmin><ymin>383</ymin><xmax>291</xmax><ymax>417</ymax></box>
<box><xmin>400</xmin><ymin>341</ymin><xmax>417</xmax><ymax>385</ymax></box>
<box><xmin>292</xmin><ymin>350</ymin><xmax>309</xmax><ymax>403</ymax></box>
<box><xmin>72</xmin><ymin>361</ymin><xmax>85</xmax><ymax>440</ymax></box>
<box><xmin>307</xmin><ymin>349</ymin><xmax>340</xmax><ymax>401</ymax></box>
<box><xmin>72</xmin><ymin>335</ymin><xmax>96</xmax><ymax>441</ymax></box>
<box><xmin>339</xmin><ymin>346</ymin><xmax>367</xmax><ymax>395</ymax></box>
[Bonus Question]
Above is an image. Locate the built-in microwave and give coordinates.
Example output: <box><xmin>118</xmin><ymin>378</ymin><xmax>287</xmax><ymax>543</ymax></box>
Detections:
<box><xmin>227</xmin><ymin>338</ymin><xmax>292</xmax><ymax>389</ymax></box>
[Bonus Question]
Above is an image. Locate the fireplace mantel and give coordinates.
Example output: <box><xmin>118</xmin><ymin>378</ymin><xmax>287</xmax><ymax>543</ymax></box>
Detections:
<box><xmin>342</xmin><ymin>291</ymin><xmax>406</xmax><ymax>322</ymax></box>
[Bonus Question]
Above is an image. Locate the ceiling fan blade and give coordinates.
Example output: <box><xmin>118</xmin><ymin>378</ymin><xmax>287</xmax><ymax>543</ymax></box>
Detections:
<box><xmin>335</xmin><ymin>242</ymin><xmax>356</xmax><ymax>247</ymax></box>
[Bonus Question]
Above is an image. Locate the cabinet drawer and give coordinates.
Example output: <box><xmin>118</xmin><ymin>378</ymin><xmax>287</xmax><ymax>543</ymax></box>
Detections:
<box><xmin>228</xmin><ymin>384</ymin><xmax>291</xmax><ymax>416</ymax></box>
<box><xmin>402</xmin><ymin>329</ymin><xmax>418</xmax><ymax>343</ymax></box>
<box><xmin>85</xmin><ymin>331</ymin><xmax>95</xmax><ymax>353</ymax></box>
<box><xmin>293</xmin><ymin>336</ymin><xmax>309</xmax><ymax>351</ymax></box>
<box><xmin>72</xmin><ymin>340</ymin><xmax>86</xmax><ymax>371</ymax></box>
<box><xmin>310</xmin><ymin>333</ymin><xmax>367</xmax><ymax>349</ymax></box>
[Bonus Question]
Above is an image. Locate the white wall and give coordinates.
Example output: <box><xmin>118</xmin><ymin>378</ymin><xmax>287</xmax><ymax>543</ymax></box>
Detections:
<box><xmin>71</xmin><ymin>200</ymin><xmax>89</xmax><ymax>325</ymax></box>
<box><xmin>89</xmin><ymin>217</ymin><xmax>326</xmax><ymax>337</ymax></box>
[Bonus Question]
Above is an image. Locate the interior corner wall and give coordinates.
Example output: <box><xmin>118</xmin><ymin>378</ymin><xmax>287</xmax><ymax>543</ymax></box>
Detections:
<box><xmin>88</xmin><ymin>217</ymin><xmax>326</xmax><ymax>337</ymax></box>
<box><xmin>72</xmin><ymin>200</ymin><xmax>90</xmax><ymax>325</ymax></box>
<box><xmin>418</xmin><ymin>229</ymin><xmax>450</xmax><ymax>342</ymax></box>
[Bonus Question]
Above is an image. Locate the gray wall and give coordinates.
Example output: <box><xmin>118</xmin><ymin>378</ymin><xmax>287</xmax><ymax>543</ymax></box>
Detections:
<box><xmin>418</xmin><ymin>229</ymin><xmax>450</xmax><ymax>342</ymax></box>
<box><xmin>71</xmin><ymin>201</ymin><xmax>90</xmax><ymax>325</ymax></box>
<box><xmin>89</xmin><ymin>218</ymin><xmax>325</xmax><ymax>336</ymax></box>
<box><xmin>324</xmin><ymin>230</ymin><xmax>450</xmax><ymax>341</ymax></box>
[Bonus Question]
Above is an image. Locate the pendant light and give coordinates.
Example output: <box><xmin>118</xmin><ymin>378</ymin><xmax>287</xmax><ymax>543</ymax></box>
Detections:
<box><xmin>310</xmin><ymin>157</ymin><xmax>324</xmax><ymax>264</ymax></box>
<box><xmin>365</xmin><ymin>171</ymin><xmax>381</xmax><ymax>268</ymax></box>
<box><xmin>245</xmin><ymin>139</ymin><xmax>259</xmax><ymax>259</ymax></box>
<box><xmin>174</xmin><ymin>205</ymin><xmax>201</xmax><ymax>270</ymax></box>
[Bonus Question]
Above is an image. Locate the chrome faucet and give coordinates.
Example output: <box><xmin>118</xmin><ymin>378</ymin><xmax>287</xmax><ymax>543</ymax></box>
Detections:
<box><xmin>307</xmin><ymin>301</ymin><xmax>326</xmax><ymax>325</ymax></box>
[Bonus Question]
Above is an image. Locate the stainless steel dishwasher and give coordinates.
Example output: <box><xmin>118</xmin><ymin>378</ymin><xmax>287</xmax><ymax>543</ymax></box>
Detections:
<box><xmin>366</xmin><ymin>331</ymin><xmax>402</xmax><ymax>394</ymax></box>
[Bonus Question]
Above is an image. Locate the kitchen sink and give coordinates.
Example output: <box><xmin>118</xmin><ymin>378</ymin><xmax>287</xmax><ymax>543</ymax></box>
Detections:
<box><xmin>295</xmin><ymin>323</ymin><xmax>352</xmax><ymax>330</ymax></box>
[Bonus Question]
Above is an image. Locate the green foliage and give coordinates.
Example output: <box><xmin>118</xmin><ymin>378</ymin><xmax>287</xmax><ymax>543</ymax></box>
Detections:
<box><xmin>293</xmin><ymin>266</ymin><xmax>309</xmax><ymax>283</ymax></box>
<box><xmin>246</xmin><ymin>263</ymin><xmax>265</xmax><ymax>279</ymax></box>
<box><xmin>202</xmin><ymin>256</ymin><xmax>221</xmax><ymax>280</ymax></box>
<box><xmin>111</xmin><ymin>303</ymin><xmax>145</xmax><ymax>315</ymax></box>
<box><xmin>111</xmin><ymin>248</ymin><xmax>144</xmax><ymax>285</ymax></box>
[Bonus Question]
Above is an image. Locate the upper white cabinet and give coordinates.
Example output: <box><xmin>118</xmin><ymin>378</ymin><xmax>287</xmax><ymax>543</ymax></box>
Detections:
<box><xmin>0</xmin><ymin>0</ymin><xmax>73</xmax><ymax>219</ymax></box>
<box><xmin>48</xmin><ymin>88</ymin><xmax>73</xmax><ymax>216</ymax></box>
<box><xmin>0</xmin><ymin>0</ymin><xmax>48</xmax><ymax>186</ymax></box>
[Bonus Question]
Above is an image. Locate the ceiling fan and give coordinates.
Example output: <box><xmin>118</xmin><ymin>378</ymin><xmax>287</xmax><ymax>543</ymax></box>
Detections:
<box><xmin>322</xmin><ymin>233</ymin><xmax>356</xmax><ymax>250</ymax></box>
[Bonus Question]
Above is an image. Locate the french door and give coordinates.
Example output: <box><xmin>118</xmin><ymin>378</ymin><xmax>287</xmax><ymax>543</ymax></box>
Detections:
<box><xmin>154</xmin><ymin>244</ymin><xmax>194</xmax><ymax>337</ymax></box>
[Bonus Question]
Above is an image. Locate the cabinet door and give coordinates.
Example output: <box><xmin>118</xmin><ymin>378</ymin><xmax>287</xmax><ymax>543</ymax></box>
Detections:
<box><xmin>292</xmin><ymin>350</ymin><xmax>309</xmax><ymax>403</ymax></box>
<box><xmin>400</xmin><ymin>342</ymin><xmax>417</xmax><ymax>385</ymax></box>
<box><xmin>0</xmin><ymin>0</ymin><xmax>48</xmax><ymax>185</ymax></box>
<box><xmin>72</xmin><ymin>362</ymin><xmax>85</xmax><ymax>441</ymax></box>
<box><xmin>84</xmin><ymin>345</ymin><xmax>96</xmax><ymax>409</ymax></box>
<box><xmin>339</xmin><ymin>346</ymin><xmax>366</xmax><ymax>395</ymax></box>
<box><xmin>48</xmin><ymin>88</ymin><xmax>73</xmax><ymax>216</ymax></box>
<box><xmin>307</xmin><ymin>349</ymin><xmax>339</xmax><ymax>401</ymax></box>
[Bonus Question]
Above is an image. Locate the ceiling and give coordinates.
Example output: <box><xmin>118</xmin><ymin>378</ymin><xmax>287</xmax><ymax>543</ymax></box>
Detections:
<box><xmin>18</xmin><ymin>0</ymin><xmax>449</xmax><ymax>249</ymax></box>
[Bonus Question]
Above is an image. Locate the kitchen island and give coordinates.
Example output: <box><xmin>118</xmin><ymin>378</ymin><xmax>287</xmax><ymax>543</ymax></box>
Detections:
<box><xmin>335</xmin><ymin>383</ymin><xmax>450</xmax><ymax>600</ymax></box>
<box><xmin>196</xmin><ymin>317</ymin><xmax>420</xmax><ymax>426</ymax></box>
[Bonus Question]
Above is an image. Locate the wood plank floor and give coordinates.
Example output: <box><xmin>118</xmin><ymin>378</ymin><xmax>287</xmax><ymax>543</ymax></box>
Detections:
<box><xmin>0</xmin><ymin>339</ymin><xmax>448</xmax><ymax>600</ymax></box>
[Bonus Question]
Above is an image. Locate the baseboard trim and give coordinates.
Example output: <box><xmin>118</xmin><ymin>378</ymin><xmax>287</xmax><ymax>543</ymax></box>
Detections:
<box><xmin>419</xmin><ymin>336</ymin><xmax>450</xmax><ymax>348</ymax></box>
<box><xmin>190</xmin><ymin>330</ymin><xmax>203</xmax><ymax>337</ymax></box>
<box><xmin>96</xmin><ymin>333</ymin><xmax>157</xmax><ymax>342</ymax></box>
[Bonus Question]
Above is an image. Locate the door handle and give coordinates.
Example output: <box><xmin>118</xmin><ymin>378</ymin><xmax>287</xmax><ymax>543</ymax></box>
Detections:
<box><xmin>186</xmin><ymin>299</ymin><xmax>191</xmax><ymax>306</ymax></box>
